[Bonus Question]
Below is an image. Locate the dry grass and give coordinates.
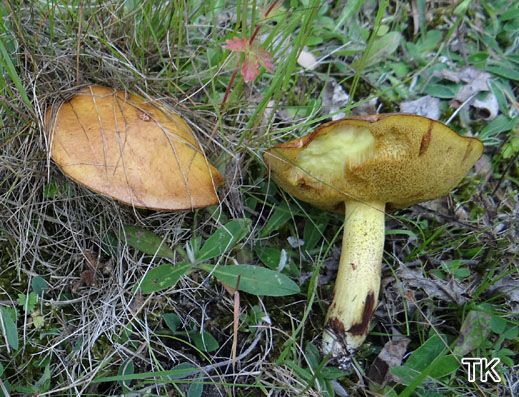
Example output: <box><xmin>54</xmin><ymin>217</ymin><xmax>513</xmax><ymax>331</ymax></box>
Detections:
<box><xmin>0</xmin><ymin>3</ymin><xmax>283</xmax><ymax>395</ymax></box>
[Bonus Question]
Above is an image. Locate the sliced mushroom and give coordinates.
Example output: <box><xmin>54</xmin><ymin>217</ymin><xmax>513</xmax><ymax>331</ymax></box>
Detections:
<box><xmin>46</xmin><ymin>85</ymin><xmax>223</xmax><ymax>210</ymax></box>
<box><xmin>264</xmin><ymin>113</ymin><xmax>483</xmax><ymax>367</ymax></box>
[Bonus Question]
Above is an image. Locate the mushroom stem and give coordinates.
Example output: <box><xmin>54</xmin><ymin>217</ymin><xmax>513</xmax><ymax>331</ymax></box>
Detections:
<box><xmin>322</xmin><ymin>200</ymin><xmax>385</xmax><ymax>365</ymax></box>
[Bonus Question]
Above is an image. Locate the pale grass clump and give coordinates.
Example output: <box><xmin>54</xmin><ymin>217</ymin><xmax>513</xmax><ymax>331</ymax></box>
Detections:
<box><xmin>0</xmin><ymin>3</ymin><xmax>291</xmax><ymax>395</ymax></box>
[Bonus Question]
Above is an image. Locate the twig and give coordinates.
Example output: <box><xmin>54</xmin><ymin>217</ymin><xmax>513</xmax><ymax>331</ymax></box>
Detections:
<box><xmin>76</xmin><ymin>1</ymin><xmax>84</xmax><ymax>84</ymax></box>
<box><xmin>221</xmin><ymin>66</ymin><xmax>239</xmax><ymax>108</ymax></box>
<box><xmin>249</xmin><ymin>0</ymin><xmax>280</xmax><ymax>44</ymax></box>
<box><xmin>203</xmin><ymin>329</ymin><xmax>263</xmax><ymax>374</ymax></box>
<box><xmin>232</xmin><ymin>275</ymin><xmax>241</xmax><ymax>369</ymax></box>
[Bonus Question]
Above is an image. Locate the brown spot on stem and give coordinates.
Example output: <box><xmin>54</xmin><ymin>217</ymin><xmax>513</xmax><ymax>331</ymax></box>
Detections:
<box><xmin>348</xmin><ymin>291</ymin><xmax>375</xmax><ymax>336</ymax></box>
<box><xmin>351</xmin><ymin>262</ymin><xmax>357</xmax><ymax>271</ymax></box>
<box><xmin>328</xmin><ymin>317</ymin><xmax>345</xmax><ymax>335</ymax></box>
<box><xmin>419</xmin><ymin>121</ymin><xmax>433</xmax><ymax>156</ymax></box>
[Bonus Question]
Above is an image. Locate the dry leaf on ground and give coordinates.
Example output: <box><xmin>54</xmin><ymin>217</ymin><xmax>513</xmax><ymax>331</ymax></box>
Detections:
<box><xmin>352</xmin><ymin>97</ymin><xmax>379</xmax><ymax>116</ymax></box>
<box><xmin>71</xmin><ymin>250</ymin><xmax>112</xmax><ymax>292</ymax></box>
<box><xmin>486</xmin><ymin>276</ymin><xmax>519</xmax><ymax>313</ymax></box>
<box><xmin>367</xmin><ymin>336</ymin><xmax>410</xmax><ymax>385</ymax></box>
<box><xmin>400</xmin><ymin>95</ymin><xmax>440</xmax><ymax>120</ymax></box>
<box><xmin>322</xmin><ymin>80</ymin><xmax>377</xmax><ymax>119</ymax></box>
<box><xmin>434</xmin><ymin>66</ymin><xmax>491</xmax><ymax>103</ymax></box>
<box><xmin>453</xmin><ymin>310</ymin><xmax>492</xmax><ymax>356</ymax></box>
<box><xmin>474</xmin><ymin>154</ymin><xmax>493</xmax><ymax>181</ymax></box>
<box><xmin>297</xmin><ymin>48</ymin><xmax>318</xmax><ymax>70</ymax></box>
<box><xmin>397</xmin><ymin>265</ymin><xmax>470</xmax><ymax>304</ymax></box>
<box><xmin>321</xmin><ymin>79</ymin><xmax>349</xmax><ymax>120</ymax></box>
<box><xmin>471</xmin><ymin>93</ymin><xmax>499</xmax><ymax>121</ymax></box>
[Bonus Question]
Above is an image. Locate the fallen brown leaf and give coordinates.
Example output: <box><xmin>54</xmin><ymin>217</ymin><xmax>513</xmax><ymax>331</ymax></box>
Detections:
<box><xmin>367</xmin><ymin>336</ymin><xmax>410</xmax><ymax>385</ymax></box>
<box><xmin>453</xmin><ymin>310</ymin><xmax>492</xmax><ymax>356</ymax></box>
<box><xmin>71</xmin><ymin>250</ymin><xmax>112</xmax><ymax>293</ymax></box>
<box><xmin>321</xmin><ymin>79</ymin><xmax>348</xmax><ymax>120</ymax></box>
<box><xmin>486</xmin><ymin>276</ymin><xmax>519</xmax><ymax>313</ymax></box>
<box><xmin>397</xmin><ymin>265</ymin><xmax>470</xmax><ymax>305</ymax></box>
<box><xmin>400</xmin><ymin>95</ymin><xmax>440</xmax><ymax>120</ymax></box>
<box><xmin>433</xmin><ymin>66</ymin><xmax>491</xmax><ymax>103</ymax></box>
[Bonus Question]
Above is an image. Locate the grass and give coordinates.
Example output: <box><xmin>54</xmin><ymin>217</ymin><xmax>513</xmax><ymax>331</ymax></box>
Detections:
<box><xmin>0</xmin><ymin>0</ymin><xmax>518</xmax><ymax>396</ymax></box>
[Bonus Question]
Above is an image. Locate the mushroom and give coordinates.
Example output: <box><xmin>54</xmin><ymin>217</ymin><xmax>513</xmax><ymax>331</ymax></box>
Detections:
<box><xmin>264</xmin><ymin>114</ymin><xmax>483</xmax><ymax>366</ymax></box>
<box><xmin>46</xmin><ymin>85</ymin><xmax>222</xmax><ymax>210</ymax></box>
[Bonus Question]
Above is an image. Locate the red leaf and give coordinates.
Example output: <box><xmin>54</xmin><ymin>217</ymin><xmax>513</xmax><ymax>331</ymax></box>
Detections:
<box><xmin>223</xmin><ymin>36</ymin><xmax>274</xmax><ymax>83</ymax></box>
<box><xmin>241</xmin><ymin>57</ymin><xmax>260</xmax><ymax>82</ymax></box>
<box><xmin>223</xmin><ymin>37</ymin><xmax>249</xmax><ymax>52</ymax></box>
<box><xmin>257</xmin><ymin>47</ymin><xmax>274</xmax><ymax>72</ymax></box>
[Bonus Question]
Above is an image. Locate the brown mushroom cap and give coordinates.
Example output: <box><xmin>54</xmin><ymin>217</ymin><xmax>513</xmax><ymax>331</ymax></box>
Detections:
<box><xmin>264</xmin><ymin>114</ymin><xmax>483</xmax><ymax>211</ymax></box>
<box><xmin>47</xmin><ymin>85</ymin><xmax>223</xmax><ymax>210</ymax></box>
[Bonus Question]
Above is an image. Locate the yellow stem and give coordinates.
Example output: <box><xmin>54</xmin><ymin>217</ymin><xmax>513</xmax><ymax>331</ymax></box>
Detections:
<box><xmin>322</xmin><ymin>200</ymin><xmax>385</xmax><ymax>365</ymax></box>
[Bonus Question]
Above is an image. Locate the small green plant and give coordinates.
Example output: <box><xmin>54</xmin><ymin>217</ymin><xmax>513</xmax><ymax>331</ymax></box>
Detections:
<box><xmin>0</xmin><ymin>306</ymin><xmax>17</xmax><ymax>352</ymax></box>
<box><xmin>430</xmin><ymin>259</ymin><xmax>472</xmax><ymax>280</ymax></box>
<box><xmin>390</xmin><ymin>334</ymin><xmax>460</xmax><ymax>396</ymax></box>
<box><xmin>12</xmin><ymin>361</ymin><xmax>51</xmax><ymax>395</ymax></box>
<box><xmin>16</xmin><ymin>292</ymin><xmax>38</xmax><ymax>313</ymax></box>
<box><xmin>386</xmin><ymin>305</ymin><xmax>517</xmax><ymax>396</ymax></box>
<box><xmin>121</xmin><ymin>219</ymin><xmax>300</xmax><ymax>297</ymax></box>
<box><xmin>285</xmin><ymin>342</ymin><xmax>345</xmax><ymax>396</ymax></box>
<box><xmin>16</xmin><ymin>292</ymin><xmax>44</xmax><ymax>330</ymax></box>
<box><xmin>162</xmin><ymin>312</ymin><xmax>219</xmax><ymax>353</ymax></box>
